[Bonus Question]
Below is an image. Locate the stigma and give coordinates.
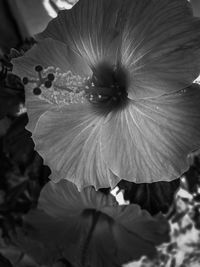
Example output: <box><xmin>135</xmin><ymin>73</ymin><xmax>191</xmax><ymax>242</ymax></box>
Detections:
<box><xmin>23</xmin><ymin>62</ymin><xmax>128</xmax><ymax>110</ymax></box>
<box><xmin>23</xmin><ymin>65</ymin><xmax>88</xmax><ymax>105</ymax></box>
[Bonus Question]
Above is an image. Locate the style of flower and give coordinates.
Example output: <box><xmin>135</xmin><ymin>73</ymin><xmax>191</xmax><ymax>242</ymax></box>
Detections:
<box><xmin>14</xmin><ymin>180</ymin><xmax>169</xmax><ymax>266</ymax></box>
<box><xmin>12</xmin><ymin>0</ymin><xmax>200</xmax><ymax>190</ymax></box>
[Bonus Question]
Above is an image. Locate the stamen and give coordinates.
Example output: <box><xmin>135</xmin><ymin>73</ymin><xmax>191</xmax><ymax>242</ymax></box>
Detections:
<box><xmin>22</xmin><ymin>77</ymin><xmax>29</xmax><ymax>85</ymax></box>
<box><xmin>23</xmin><ymin>65</ymin><xmax>89</xmax><ymax>105</ymax></box>
<box><xmin>44</xmin><ymin>80</ymin><xmax>52</xmax><ymax>88</ymax></box>
<box><xmin>47</xmin><ymin>73</ymin><xmax>55</xmax><ymax>81</ymax></box>
<box><xmin>35</xmin><ymin>65</ymin><xmax>43</xmax><ymax>72</ymax></box>
<box><xmin>33</xmin><ymin>87</ymin><xmax>42</xmax><ymax>95</ymax></box>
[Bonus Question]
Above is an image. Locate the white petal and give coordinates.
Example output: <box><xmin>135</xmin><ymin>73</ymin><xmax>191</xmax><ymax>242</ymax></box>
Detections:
<box><xmin>33</xmin><ymin>103</ymin><xmax>120</xmax><ymax>190</ymax></box>
<box><xmin>101</xmin><ymin>84</ymin><xmax>200</xmax><ymax>183</ymax></box>
<box><xmin>121</xmin><ymin>0</ymin><xmax>200</xmax><ymax>98</ymax></box>
<box><xmin>12</xmin><ymin>38</ymin><xmax>90</xmax><ymax>76</ymax></box>
<box><xmin>12</xmin><ymin>38</ymin><xmax>90</xmax><ymax>132</ymax></box>
<box><xmin>38</xmin><ymin>0</ymin><xmax>121</xmax><ymax>66</ymax></box>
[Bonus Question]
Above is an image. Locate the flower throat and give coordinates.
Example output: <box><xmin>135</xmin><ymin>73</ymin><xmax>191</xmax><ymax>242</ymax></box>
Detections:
<box><xmin>88</xmin><ymin>62</ymin><xmax>128</xmax><ymax>111</ymax></box>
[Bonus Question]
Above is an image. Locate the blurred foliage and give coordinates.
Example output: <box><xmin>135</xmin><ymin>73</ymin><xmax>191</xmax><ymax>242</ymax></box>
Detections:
<box><xmin>0</xmin><ymin>52</ymin><xmax>51</xmax><ymax>265</ymax></box>
<box><xmin>118</xmin><ymin>179</ymin><xmax>180</xmax><ymax>215</ymax></box>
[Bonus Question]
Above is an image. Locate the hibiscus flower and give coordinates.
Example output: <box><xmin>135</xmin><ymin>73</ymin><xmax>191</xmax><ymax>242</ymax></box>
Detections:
<box><xmin>14</xmin><ymin>180</ymin><xmax>169</xmax><ymax>266</ymax></box>
<box><xmin>12</xmin><ymin>0</ymin><xmax>200</xmax><ymax>190</ymax></box>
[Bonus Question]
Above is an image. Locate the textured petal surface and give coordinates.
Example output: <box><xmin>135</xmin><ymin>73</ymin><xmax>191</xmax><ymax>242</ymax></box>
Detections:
<box><xmin>121</xmin><ymin>0</ymin><xmax>200</xmax><ymax>98</ymax></box>
<box><xmin>38</xmin><ymin>0</ymin><xmax>121</xmax><ymax>66</ymax></box>
<box><xmin>39</xmin><ymin>180</ymin><xmax>117</xmax><ymax>217</ymax></box>
<box><xmin>17</xmin><ymin>180</ymin><xmax>169</xmax><ymax>266</ymax></box>
<box><xmin>12</xmin><ymin>38</ymin><xmax>90</xmax><ymax>132</ymax></box>
<box><xmin>33</xmin><ymin>104</ymin><xmax>119</xmax><ymax>190</ymax></box>
<box><xmin>104</xmin><ymin>205</ymin><xmax>169</xmax><ymax>244</ymax></box>
<box><xmin>12</xmin><ymin>38</ymin><xmax>90</xmax><ymax>76</ymax></box>
<box><xmin>101</xmin><ymin>84</ymin><xmax>200</xmax><ymax>183</ymax></box>
<box><xmin>88</xmin><ymin>209</ymin><xmax>169</xmax><ymax>266</ymax></box>
<box><xmin>23</xmin><ymin>91</ymin><xmax>54</xmax><ymax>133</ymax></box>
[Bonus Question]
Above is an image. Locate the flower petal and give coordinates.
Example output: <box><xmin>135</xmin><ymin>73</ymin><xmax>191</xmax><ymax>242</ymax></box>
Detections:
<box><xmin>39</xmin><ymin>180</ymin><xmax>117</xmax><ymax>218</ymax></box>
<box><xmin>17</xmin><ymin>180</ymin><xmax>169</xmax><ymax>266</ymax></box>
<box><xmin>24</xmin><ymin>94</ymin><xmax>53</xmax><ymax>132</ymax></box>
<box><xmin>12</xmin><ymin>38</ymin><xmax>91</xmax><ymax>132</ymax></box>
<box><xmin>104</xmin><ymin>205</ymin><xmax>169</xmax><ymax>244</ymax></box>
<box><xmin>112</xmin><ymin>222</ymin><xmax>163</xmax><ymax>264</ymax></box>
<box><xmin>121</xmin><ymin>0</ymin><xmax>200</xmax><ymax>98</ymax></box>
<box><xmin>15</xmin><ymin>180</ymin><xmax>116</xmax><ymax>265</ymax></box>
<box><xmin>33</xmin><ymin>103</ymin><xmax>119</xmax><ymax>190</ymax></box>
<box><xmin>38</xmin><ymin>0</ymin><xmax>121</xmax><ymax>66</ymax></box>
<box><xmin>84</xmin><ymin>216</ymin><xmax>118</xmax><ymax>267</ymax></box>
<box><xmin>102</xmin><ymin>205</ymin><xmax>169</xmax><ymax>263</ymax></box>
<box><xmin>12</xmin><ymin>38</ymin><xmax>90</xmax><ymax>77</ymax></box>
<box><xmin>87</xmin><ymin>210</ymin><xmax>168</xmax><ymax>266</ymax></box>
<box><xmin>101</xmin><ymin>84</ymin><xmax>200</xmax><ymax>183</ymax></box>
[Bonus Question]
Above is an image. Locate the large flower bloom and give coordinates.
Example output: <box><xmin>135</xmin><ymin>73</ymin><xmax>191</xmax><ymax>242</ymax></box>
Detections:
<box><xmin>13</xmin><ymin>0</ymin><xmax>200</xmax><ymax>190</ymax></box>
<box><xmin>14</xmin><ymin>180</ymin><xmax>169</xmax><ymax>266</ymax></box>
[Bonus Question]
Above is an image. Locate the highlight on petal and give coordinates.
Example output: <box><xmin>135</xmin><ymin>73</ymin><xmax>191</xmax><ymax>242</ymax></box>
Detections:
<box><xmin>101</xmin><ymin>84</ymin><xmax>200</xmax><ymax>183</ymax></box>
<box><xmin>15</xmin><ymin>180</ymin><xmax>169</xmax><ymax>266</ymax></box>
<box><xmin>121</xmin><ymin>0</ymin><xmax>200</xmax><ymax>98</ymax></box>
<box><xmin>33</xmin><ymin>103</ymin><xmax>120</xmax><ymax>190</ymax></box>
<box><xmin>38</xmin><ymin>0</ymin><xmax>121</xmax><ymax>66</ymax></box>
<box><xmin>12</xmin><ymin>38</ymin><xmax>91</xmax><ymax>132</ymax></box>
<box><xmin>12</xmin><ymin>38</ymin><xmax>90</xmax><ymax>77</ymax></box>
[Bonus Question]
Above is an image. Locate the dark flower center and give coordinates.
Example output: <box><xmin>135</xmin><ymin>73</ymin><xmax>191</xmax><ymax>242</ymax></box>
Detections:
<box><xmin>87</xmin><ymin>62</ymin><xmax>128</xmax><ymax>112</ymax></box>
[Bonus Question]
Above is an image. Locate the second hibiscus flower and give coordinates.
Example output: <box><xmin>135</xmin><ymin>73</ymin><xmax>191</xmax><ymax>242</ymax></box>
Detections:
<box><xmin>13</xmin><ymin>0</ymin><xmax>200</xmax><ymax>190</ymax></box>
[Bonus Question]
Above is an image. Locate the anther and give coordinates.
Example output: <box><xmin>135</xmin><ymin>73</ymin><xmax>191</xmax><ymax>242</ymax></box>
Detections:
<box><xmin>44</xmin><ymin>80</ymin><xmax>52</xmax><ymax>88</ymax></box>
<box><xmin>33</xmin><ymin>87</ymin><xmax>42</xmax><ymax>95</ymax></box>
<box><xmin>22</xmin><ymin>77</ymin><xmax>29</xmax><ymax>85</ymax></box>
<box><xmin>47</xmin><ymin>73</ymin><xmax>55</xmax><ymax>81</ymax></box>
<box><xmin>35</xmin><ymin>65</ymin><xmax>43</xmax><ymax>72</ymax></box>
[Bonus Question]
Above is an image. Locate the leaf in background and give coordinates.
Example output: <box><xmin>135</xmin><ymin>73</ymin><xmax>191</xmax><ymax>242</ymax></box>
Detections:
<box><xmin>0</xmin><ymin>117</ymin><xmax>11</xmax><ymax>137</ymax></box>
<box><xmin>183</xmin><ymin>154</ymin><xmax>200</xmax><ymax>194</ymax></box>
<box><xmin>0</xmin><ymin>71</ymin><xmax>24</xmax><ymax>119</ymax></box>
<box><xmin>0</xmin><ymin>254</ymin><xmax>13</xmax><ymax>267</ymax></box>
<box><xmin>118</xmin><ymin>179</ymin><xmax>180</xmax><ymax>215</ymax></box>
<box><xmin>3</xmin><ymin>114</ymin><xmax>34</xmax><ymax>167</ymax></box>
